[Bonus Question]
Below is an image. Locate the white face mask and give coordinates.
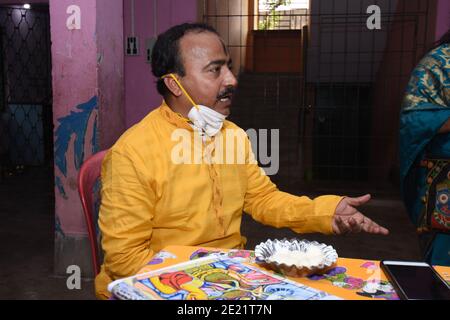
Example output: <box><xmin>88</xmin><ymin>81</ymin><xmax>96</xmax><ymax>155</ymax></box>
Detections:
<box><xmin>188</xmin><ymin>104</ymin><xmax>226</xmax><ymax>137</ymax></box>
<box><xmin>162</xmin><ymin>73</ymin><xmax>228</xmax><ymax>137</ymax></box>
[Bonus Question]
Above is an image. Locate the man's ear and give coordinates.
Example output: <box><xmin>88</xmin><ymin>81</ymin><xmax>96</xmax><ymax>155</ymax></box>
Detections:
<box><xmin>163</xmin><ymin>76</ymin><xmax>182</xmax><ymax>97</ymax></box>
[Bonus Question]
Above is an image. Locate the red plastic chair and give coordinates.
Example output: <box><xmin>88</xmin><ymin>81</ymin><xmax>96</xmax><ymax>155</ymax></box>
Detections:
<box><xmin>77</xmin><ymin>150</ymin><xmax>107</xmax><ymax>276</ymax></box>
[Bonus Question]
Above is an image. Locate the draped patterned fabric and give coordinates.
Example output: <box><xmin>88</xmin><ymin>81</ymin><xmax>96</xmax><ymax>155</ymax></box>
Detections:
<box><xmin>399</xmin><ymin>43</ymin><xmax>450</xmax><ymax>266</ymax></box>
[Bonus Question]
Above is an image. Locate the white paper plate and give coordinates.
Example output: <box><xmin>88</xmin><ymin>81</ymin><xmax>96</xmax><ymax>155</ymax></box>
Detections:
<box><xmin>255</xmin><ymin>238</ymin><xmax>338</xmax><ymax>277</ymax></box>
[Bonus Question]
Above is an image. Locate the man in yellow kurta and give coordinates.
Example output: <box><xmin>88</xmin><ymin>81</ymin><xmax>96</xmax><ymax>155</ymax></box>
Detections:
<box><xmin>95</xmin><ymin>23</ymin><xmax>389</xmax><ymax>299</ymax></box>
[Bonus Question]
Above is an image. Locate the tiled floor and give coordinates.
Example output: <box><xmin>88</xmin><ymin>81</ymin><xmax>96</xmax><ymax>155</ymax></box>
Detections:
<box><xmin>0</xmin><ymin>163</ymin><xmax>422</xmax><ymax>300</ymax></box>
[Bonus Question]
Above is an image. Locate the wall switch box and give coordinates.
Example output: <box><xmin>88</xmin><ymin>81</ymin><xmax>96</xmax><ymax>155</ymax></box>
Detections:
<box><xmin>126</xmin><ymin>36</ymin><xmax>139</xmax><ymax>56</ymax></box>
<box><xmin>146</xmin><ymin>38</ymin><xmax>157</xmax><ymax>64</ymax></box>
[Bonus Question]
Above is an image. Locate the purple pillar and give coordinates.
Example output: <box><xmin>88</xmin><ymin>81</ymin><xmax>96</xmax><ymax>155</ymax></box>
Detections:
<box><xmin>49</xmin><ymin>0</ymin><xmax>125</xmax><ymax>277</ymax></box>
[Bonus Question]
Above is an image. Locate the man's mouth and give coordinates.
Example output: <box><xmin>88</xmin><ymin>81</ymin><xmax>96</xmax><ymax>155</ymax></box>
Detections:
<box><xmin>219</xmin><ymin>95</ymin><xmax>232</xmax><ymax>102</ymax></box>
<box><xmin>217</xmin><ymin>87</ymin><xmax>235</xmax><ymax>103</ymax></box>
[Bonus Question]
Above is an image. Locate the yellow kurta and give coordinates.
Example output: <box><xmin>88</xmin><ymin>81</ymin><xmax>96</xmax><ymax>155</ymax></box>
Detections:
<box><xmin>95</xmin><ymin>103</ymin><xmax>343</xmax><ymax>299</ymax></box>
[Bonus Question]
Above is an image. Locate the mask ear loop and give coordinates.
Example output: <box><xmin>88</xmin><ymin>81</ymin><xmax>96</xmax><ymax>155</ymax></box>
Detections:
<box><xmin>161</xmin><ymin>73</ymin><xmax>200</xmax><ymax>110</ymax></box>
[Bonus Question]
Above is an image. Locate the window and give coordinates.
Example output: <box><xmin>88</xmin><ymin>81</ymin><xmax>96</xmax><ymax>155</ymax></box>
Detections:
<box><xmin>257</xmin><ymin>0</ymin><xmax>309</xmax><ymax>30</ymax></box>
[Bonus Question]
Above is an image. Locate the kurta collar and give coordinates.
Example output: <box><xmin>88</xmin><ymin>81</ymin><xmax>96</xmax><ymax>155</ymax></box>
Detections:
<box><xmin>159</xmin><ymin>100</ymin><xmax>194</xmax><ymax>131</ymax></box>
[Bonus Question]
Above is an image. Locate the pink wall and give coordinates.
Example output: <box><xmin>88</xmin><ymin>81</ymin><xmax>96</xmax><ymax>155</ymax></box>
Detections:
<box><xmin>123</xmin><ymin>0</ymin><xmax>198</xmax><ymax>128</ymax></box>
<box><xmin>50</xmin><ymin>0</ymin><xmax>124</xmax><ymax>237</ymax></box>
<box><xmin>435</xmin><ymin>0</ymin><xmax>450</xmax><ymax>40</ymax></box>
<box><xmin>97</xmin><ymin>0</ymin><xmax>125</xmax><ymax>148</ymax></box>
<box><xmin>50</xmin><ymin>0</ymin><xmax>98</xmax><ymax>235</ymax></box>
<box><xmin>48</xmin><ymin>0</ymin><xmax>127</xmax><ymax>275</ymax></box>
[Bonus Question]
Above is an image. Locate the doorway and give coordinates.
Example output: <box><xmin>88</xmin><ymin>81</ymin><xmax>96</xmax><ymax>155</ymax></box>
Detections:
<box><xmin>0</xmin><ymin>4</ymin><xmax>53</xmax><ymax>177</ymax></box>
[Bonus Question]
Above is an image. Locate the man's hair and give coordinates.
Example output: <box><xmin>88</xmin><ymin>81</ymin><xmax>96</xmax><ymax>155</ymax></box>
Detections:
<box><xmin>151</xmin><ymin>23</ymin><xmax>221</xmax><ymax>97</ymax></box>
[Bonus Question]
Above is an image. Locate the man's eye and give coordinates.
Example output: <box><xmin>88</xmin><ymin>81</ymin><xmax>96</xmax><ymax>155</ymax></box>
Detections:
<box><xmin>210</xmin><ymin>67</ymin><xmax>220</xmax><ymax>73</ymax></box>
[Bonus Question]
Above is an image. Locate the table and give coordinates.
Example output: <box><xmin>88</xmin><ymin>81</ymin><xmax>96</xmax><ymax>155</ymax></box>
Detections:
<box><xmin>126</xmin><ymin>245</ymin><xmax>450</xmax><ymax>300</ymax></box>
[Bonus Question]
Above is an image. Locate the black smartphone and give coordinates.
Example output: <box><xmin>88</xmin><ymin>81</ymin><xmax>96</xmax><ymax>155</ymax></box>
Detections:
<box><xmin>380</xmin><ymin>260</ymin><xmax>450</xmax><ymax>300</ymax></box>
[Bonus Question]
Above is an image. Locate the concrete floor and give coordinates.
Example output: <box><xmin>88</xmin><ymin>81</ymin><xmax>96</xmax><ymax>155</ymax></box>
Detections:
<box><xmin>0</xmin><ymin>164</ymin><xmax>422</xmax><ymax>300</ymax></box>
<box><xmin>0</xmin><ymin>165</ymin><xmax>95</xmax><ymax>299</ymax></box>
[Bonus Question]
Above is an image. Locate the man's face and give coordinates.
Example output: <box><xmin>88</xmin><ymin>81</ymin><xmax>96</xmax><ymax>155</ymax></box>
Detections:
<box><xmin>178</xmin><ymin>31</ymin><xmax>237</xmax><ymax>116</ymax></box>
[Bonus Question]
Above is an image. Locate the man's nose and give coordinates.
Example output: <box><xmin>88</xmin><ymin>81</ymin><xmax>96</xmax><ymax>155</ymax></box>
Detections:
<box><xmin>224</xmin><ymin>67</ymin><xmax>238</xmax><ymax>88</ymax></box>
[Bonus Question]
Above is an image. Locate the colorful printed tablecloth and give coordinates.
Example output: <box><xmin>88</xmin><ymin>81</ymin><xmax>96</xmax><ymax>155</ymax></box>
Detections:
<box><xmin>130</xmin><ymin>245</ymin><xmax>450</xmax><ymax>300</ymax></box>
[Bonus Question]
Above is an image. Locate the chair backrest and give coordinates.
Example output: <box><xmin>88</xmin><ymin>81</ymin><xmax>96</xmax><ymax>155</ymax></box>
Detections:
<box><xmin>77</xmin><ymin>150</ymin><xmax>107</xmax><ymax>276</ymax></box>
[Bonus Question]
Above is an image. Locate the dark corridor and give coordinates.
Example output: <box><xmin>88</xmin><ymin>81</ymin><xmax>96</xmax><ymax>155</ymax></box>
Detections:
<box><xmin>0</xmin><ymin>4</ymin><xmax>53</xmax><ymax>174</ymax></box>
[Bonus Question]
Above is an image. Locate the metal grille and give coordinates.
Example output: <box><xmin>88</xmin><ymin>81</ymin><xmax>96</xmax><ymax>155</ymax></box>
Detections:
<box><xmin>0</xmin><ymin>5</ymin><xmax>52</xmax><ymax>170</ymax></box>
<box><xmin>202</xmin><ymin>0</ymin><xmax>434</xmax><ymax>193</ymax></box>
